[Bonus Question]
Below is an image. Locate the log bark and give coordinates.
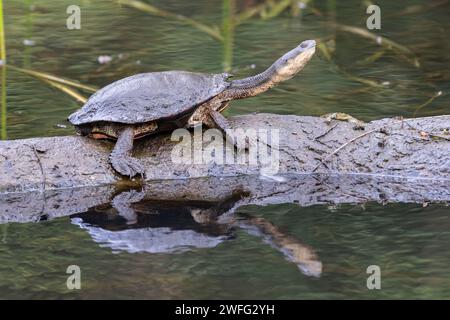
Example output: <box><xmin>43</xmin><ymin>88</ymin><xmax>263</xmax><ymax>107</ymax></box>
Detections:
<box><xmin>0</xmin><ymin>113</ymin><xmax>449</xmax><ymax>224</ymax></box>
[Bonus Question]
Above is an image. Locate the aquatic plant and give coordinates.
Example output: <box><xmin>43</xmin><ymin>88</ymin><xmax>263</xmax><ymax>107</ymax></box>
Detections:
<box><xmin>0</xmin><ymin>0</ymin><xmax>6</xmax><ymax>139</ymax></box>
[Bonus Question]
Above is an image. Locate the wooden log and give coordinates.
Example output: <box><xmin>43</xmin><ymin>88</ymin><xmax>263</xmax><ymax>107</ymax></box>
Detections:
<box><xmin>1</xmin><ymin>114</ymin><xmax>449</xmax><ymax>193</ymax></box>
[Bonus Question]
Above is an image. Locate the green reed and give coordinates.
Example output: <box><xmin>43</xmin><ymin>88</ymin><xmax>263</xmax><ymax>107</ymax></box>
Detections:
<box><xmin>222</xmin><ymin>0</ymin><xmax>235</xmax><ymax>72</ymax></box>
<box><xmin>0</xmin><ymin>0</ymin><xmax>6</xmax><ymax>140</ymax></box>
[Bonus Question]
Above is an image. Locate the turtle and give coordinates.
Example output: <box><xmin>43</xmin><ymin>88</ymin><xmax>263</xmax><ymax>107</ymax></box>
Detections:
<box><xmin>68</xmin><ymin>39</ymin><xmax>316</xmax><ymax>177</ymax></box>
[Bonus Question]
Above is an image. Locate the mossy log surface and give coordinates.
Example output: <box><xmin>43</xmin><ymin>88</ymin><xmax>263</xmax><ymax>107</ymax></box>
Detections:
<box><xmin>0</xmin><ymin>114</ymin><xmax>449</xmax><ymax>223</ymax></box>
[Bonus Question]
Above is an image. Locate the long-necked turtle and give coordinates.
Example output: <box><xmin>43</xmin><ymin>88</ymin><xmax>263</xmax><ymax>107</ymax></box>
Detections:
<box><xmin>68</xmin><ymin>40</ymin><xmax>316</xmax><ymax>177</ymax></box>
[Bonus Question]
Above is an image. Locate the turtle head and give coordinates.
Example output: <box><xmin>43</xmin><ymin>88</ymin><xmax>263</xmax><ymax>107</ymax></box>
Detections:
<box><xmin>272</xmin><ymin>39</ymin><xmax>316</xmax><ymax>82</ymax></box>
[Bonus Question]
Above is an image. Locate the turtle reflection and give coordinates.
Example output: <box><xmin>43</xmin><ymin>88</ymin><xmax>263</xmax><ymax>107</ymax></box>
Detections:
<box><xmin>71</xmin><ymin>189</ymin><xmax>322</xmax><ymax>277</ymax></box>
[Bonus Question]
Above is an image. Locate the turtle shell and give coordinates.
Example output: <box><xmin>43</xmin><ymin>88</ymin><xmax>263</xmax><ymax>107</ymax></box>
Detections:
<box><xmin>68</xmin><ymin>71</ymin><xmax>230</xmax><ymax>125</ymax></box>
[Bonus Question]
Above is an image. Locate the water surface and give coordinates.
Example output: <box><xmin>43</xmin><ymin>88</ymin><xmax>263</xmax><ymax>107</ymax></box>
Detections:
<box><xmin>1</xmin><ymin>0</ymin><xmax>450</xmax><ymax>299</ymax></box>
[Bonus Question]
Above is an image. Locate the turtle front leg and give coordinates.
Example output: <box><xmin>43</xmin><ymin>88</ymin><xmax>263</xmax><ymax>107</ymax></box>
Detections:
<box><xmin>205</xmin><ymin>110</ymin><xmax>259</xmax><ymax>150</ymax></box>
<box><xmin>204</xmin><ymin>109</ymin><xmax>235</xmax><ymax>145</ymax></box>
<box><xmin>109</xmin><ymin>126</ymin><xmax>145</xmax><ymax>178</ymax></box>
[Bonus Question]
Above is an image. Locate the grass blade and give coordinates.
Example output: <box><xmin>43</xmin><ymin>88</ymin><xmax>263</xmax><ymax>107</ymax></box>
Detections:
<box><xmin>41</xmin><ymin>78</ymin><xmax>87</xmax><ymax>104</ymax></box>
<box><xmin>0</xmin><ymin>0</ymin><xmax>6</xmax><ymax>140</ymax></box>
<box><xmin>336</xmin><ymin>24</ymin><xmax>419</xmax><ymax>67</ymax></box>
<box><xmin>118</xmin><ymin>0</ymin><xmax>223</xmax><ymax>42</ymax></box>
<box><xmin>336</xmin><ymin>24</ymin><xmax>413</xmax><ymax>55</ymax></box>
<box><xmin>7</xmin><ymin>64</ymin><xmax>97</xmax><ymax>92</ymax></box>
<box><xmin>261</xmin><ymin>0</ymin><xmax>291</xmax><ymax>20</ymax></box>
<box><xmin>413</xmin><ymin>91</ymin><xmax>443</xmax><ymax>117</ymax></box>
<box><xmin>222</xmin><ymin>0</ymin><xmax>235</xmax><ymax>72</ymax></box>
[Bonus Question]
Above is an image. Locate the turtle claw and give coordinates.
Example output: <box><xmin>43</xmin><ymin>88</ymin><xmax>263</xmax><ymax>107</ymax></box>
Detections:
<box><xmin>110</xmin><ymin>155</ymin><xmax>145</xmax><ymax>178</ymax></box>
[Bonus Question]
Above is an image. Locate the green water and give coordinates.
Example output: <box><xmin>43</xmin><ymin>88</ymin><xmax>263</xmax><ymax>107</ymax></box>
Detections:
<box><xmin>1</xmin><ymin>0</ymin><xmax>450</xmax><ymax>299</ymax></box>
